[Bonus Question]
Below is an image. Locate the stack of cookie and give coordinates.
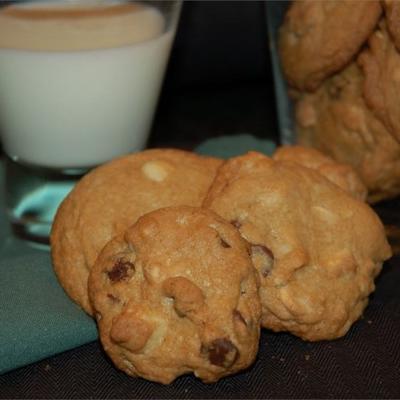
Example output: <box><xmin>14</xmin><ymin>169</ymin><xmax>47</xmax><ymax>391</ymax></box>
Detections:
<box><xmin>279</xmin><ymin>0</ymin><xmax>400</xmax><ymax>203</ymax></box>
<box><xmin>51</xmin><ymin>147</ymin><xmax>391</xmax><ymax>384</ymax></box>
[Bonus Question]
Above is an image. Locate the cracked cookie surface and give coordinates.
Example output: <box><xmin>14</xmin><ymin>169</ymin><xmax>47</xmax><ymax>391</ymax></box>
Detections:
<box><xmin>51</xmin><ymin>149</ymin><xmax>222</xmax><ymax>315</ymax></box>
<box><xmin>279</xmin><ymin>0</ymin><xmax>381</xmax><ymax>91</ymax></box>
<box><xmin>203</xmin><ymin>152</ymin><xmax>391</xmax><ymax>341</ymax></box>
<box><xmin>88</xmin><ymin>206</ymin><xmax>261</xmax><ymax>383</ymax></box>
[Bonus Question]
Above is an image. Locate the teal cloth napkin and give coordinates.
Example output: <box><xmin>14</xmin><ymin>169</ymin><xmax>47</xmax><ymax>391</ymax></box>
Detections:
<box><xmin>0</xmin><ymin>134</ymin><xmax>276</xmax><ymax>374</ymax></box>
<box><xmin>0</xmin><ymin>167</ymin><xmax>97</xmax><ymax>375</ymax></box>
<box><xmin>196</xmin><ymin>133</ymin><xmax>276</xmax><ymax>159</ymax></box>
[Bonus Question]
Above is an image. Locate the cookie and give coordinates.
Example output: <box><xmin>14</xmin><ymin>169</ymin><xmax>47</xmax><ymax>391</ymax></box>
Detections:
<box><xmin>383</xmin><ymin>0</ymin><xmax>400</xmax><ymax>51</ymax></box>
<box><xmin>51</xmin><ymin>149</ymin><xmax>222</xmax><ymax>315</ymax></box>
<box><xmin>279</xmin><ymin>0</ymin><xmax>381</xmax><ymax>92</ymax></box>
<box><xmin>88</xmin><ymin>206</ymin><xmax>261</xmax><ymax>384</ymax></box>
<box><xmin>273</xmin><ymin>145</ymin><xmax>367</xmax><ymax>201</ymax></box>
<box><xmin>295</xmin><ymin>62</ymin><xmax>400</xmax><ymax>203</ymax></box>
<box><xmin>203</xmin><ymin>152</ymin><xmax>391</xmax><ymax>341</ymax></box>
<box><xmin>358</xmin><ymin>21</ymin><xmax>400</xmax><ymax>143</ymax></box>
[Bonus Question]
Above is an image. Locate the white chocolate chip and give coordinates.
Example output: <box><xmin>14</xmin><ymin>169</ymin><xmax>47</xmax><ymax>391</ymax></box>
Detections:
<box><xmin>141</xmin><ymin>160</ymin><xmax>172</xmax><ymax>182</ymax></box>
<box><xmin>150</xmin><ymin>266</ymin><xmax>160</xmax><ymax>279</ymax></box>
<box><xmin>312</xmin><ymin>205</ymin><xmax>338</xmax><ymax>224</ymax></box>
<box><xmin>176</xmin><ymin>215</ymin><xmax>188</xmax><ymax>225</ymax></box>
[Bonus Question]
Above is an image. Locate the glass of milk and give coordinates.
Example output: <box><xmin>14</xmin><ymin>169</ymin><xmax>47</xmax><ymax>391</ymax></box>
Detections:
<box><xmin>0</xmin><ymin>0</ymin><xmax>182</xmax><ymax>246</ymax></box>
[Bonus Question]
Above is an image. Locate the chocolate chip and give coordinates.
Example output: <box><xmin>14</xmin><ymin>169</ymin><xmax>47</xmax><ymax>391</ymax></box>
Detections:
<box><xmin>231</xmin><ymin>220</ymin><xmax>242</xmax><ymax>229</ymax></box>
<box><xmin>107</xmin><ymin>293</ymin><xmax>120</xmax><ymax>303</ymax></box>
<box><xmin>220</xmin><ymin>238</ymin><xmax>231</xmax><ymax>248</ymax></box>
<box><xmin>328</xmin><ymin>82</ymin><xmax>343</xmax><ymax>100</ymax></box>
<box><xmin>233</xmin><ymin>309</ymin><xmax>247</xmax><ymax>326</ymax></box>
<box><xmin>201</xmin><ymin>338</ymin><xmax>239</xmax><ymax>368</ymax></box>
<box><xmin>250</xmin><ymin>244</ymin><xmax>274</xmax><ymax>277</ymax></box>
<box><xmin>106</xmin><ymin>259</ymin><xmax>135</xmax><ymax>282</ymax></box>
<box><xmin>262</xmin><ymin>269</ymin><xmax>271</xmax><ymax>277</ymax></box>
<box><xmin>251</xmin><ymin>244</ymin><xmax>273</xmax><ymax>259</ymax></box>
<box><xmin>240</xmin><ymin>280</ymin><xmax>248</xmax><ymax>295</ymax></box>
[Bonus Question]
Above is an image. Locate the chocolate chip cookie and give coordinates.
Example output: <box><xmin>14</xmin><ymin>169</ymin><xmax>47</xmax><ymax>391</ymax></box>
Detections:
<box><xmin>51</xmin><ymin>149</ymin><xmax>222</xmax><ymax>315</ymax></box>
<box><xmin>88</xmin><ymin>206</ymin><xmax>261</xmax><ymax>384</ymax></box>
<box><xmin>203</xmin><ymin>152</ymin><xmax>391</xmax><ymax>341</ymax></box>
<box><xmin>296</xmin><ymin>62</ymin><xmax>400</xmax><ymax>203</ymax></box>
<box><xmin>383</xmin><ymin>0</ymin><xmax>400</xmax><ymax>51</ymax></box>
<box><xmin>358</xmin><ymin>21</ymin><xmax>400</xmax><ymax>143</ymax></box>
<box><xmin>273</xmin><ymin>145</ymin><xmax>367</xmax><ymax>201</ymax></box>
<box><xmin>279</xmin><ymin>0</ymin><xmax>381</xmax><ymax>91</ymax></box>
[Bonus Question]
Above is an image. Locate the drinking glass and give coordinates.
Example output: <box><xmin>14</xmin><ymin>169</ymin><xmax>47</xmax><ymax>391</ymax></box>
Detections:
<box><xmin>265</xmin><ymin>0</ymin><xmax>294</xmax><ymax>145</ymax></box>
<box><xmin>0</xmin><ymin>0</ymin><xmax>181</xmax><ymax>246</ymax></box>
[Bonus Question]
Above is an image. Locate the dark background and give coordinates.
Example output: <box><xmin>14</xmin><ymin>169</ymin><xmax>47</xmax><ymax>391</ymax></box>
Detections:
<box><xmin>148</xmin><ymin>0</ymin><xmax>279</xmax><ymax>148</ymax></box>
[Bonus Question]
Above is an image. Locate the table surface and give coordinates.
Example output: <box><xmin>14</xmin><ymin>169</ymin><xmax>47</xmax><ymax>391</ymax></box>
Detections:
<box><xmin>1</xmin><ymin>86</ymin><xmax>400</xmax><ymax>399</ymax></box>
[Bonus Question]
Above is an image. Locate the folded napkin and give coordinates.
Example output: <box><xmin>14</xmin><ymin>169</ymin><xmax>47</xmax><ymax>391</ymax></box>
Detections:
<box><xmin>0</xmin><ymin>168</ymin><xmax>97</xmax><ymax>374</ymax></box>
<box><xmin>0</xmin><ymin>134</ymin><xmax>276</xmax><ymax>374</ymax></box>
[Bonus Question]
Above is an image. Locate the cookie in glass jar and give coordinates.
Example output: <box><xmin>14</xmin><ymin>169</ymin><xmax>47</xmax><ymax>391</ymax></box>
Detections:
<box><xmin>279</xmin><ymin>0</ymin><xmax>381</xmax><ymax>91</ymax></box>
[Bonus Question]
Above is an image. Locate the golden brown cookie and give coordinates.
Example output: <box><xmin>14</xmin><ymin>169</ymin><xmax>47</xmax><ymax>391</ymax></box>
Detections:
<box><xmin>358</xmin><ymin>22</ymin><xmax>400</xmax><ymax>143</ymax></box>
<box><xmin>203</xmin><ymin>152</ymin><xmax>391</xmax><ymax>341</ymax></box>
<box><xmin>51</xmin><ymin>149</ymin><xmax>222</xmax><ymax>315</ymax></box>
<box><xmin>279</xmin><ymin>0</ymin><xmax>381</xmax><ymax>92</ymax></box>
<box><xmin>273</xmin><ymin>145</ymin><xmax>367</xmax><ymax>201</ymax></box>
<box><xmin>88</xmin><ymin>206</ymin><xmax>261</xmax><ymax>384</ymax></box>
<box><xmin>383</xmin><ymin>0</ymin><xmax>400</xmax><ymax>51</ymax></box>
<box><xmin>295</xmin><ymin>62</ymin><xmax>400</xmax><ymax>203</ymax></box>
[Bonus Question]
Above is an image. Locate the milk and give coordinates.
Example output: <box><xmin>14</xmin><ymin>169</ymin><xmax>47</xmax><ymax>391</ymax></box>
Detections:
<box><xmin>0</xmin><ymin>1</ymin><xmax>176</xmax><ymax>168</ymax></box>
